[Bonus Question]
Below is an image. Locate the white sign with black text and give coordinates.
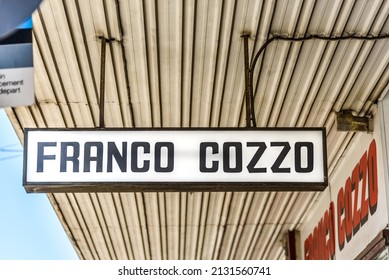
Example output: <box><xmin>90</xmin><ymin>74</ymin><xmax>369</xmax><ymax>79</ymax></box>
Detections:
<box><xmin>23</xmin><ymin>128</ymin><xmax>327</xmax><ymax>192</ymax></box>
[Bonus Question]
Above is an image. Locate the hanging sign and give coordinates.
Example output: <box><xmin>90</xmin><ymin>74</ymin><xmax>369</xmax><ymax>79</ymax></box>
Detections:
<box><xmin>0</xmin><ymin>18</ymin><xmax>34</xmax><ymax>107</ymax></box>
<box><xmin>23</xmin><ymin>128</ymin><xmax>328</xmax><ymax>193</ymax></box>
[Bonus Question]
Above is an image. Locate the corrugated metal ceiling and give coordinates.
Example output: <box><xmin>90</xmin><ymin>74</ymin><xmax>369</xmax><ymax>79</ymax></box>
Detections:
<box><xmin>5</xmin><ymin>0</ymin><xmax>389</xmax><ymax>259</ymax></box>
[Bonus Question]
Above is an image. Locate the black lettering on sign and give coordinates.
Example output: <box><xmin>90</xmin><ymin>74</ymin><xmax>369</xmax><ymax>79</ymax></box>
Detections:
<box><xmin>223</xmin><ymin>142</ymin><xmax>242</xmax><ymax>173</ymax></box>
<box><xmin>295</xmin><ymin>142</ymin><xmax>314</xmax><ymax>173</ymax></box>
<box><xmin>37</xmin><ymin>142</ymin><xmax>57</xmax><ymax>172</ymax></box>
<box><xmin>271</xmin><ymin>142</ymin><xmax>291</xmax><ymax>173</ymax></box>
<box><xmin>131</xmin><ymin>142</ymin><xmax>150</xmax><ymax>172</ymax></box>
<box><xmin>155</xmin><ymin>142</ymin><xmax>174</xmax><ymax>172</ymax></box>
<box><xmin>107</xmin><ymin>142</ymin><xmax>127</xmax><ymax>172</ymax></box>
<box><xmin>60</xmin><ymin>142</ymin><xmax>80</xmax><ymax>172</ymax></box>
<box><xmin>199</xmin><ymin>142</ymin><xmax>219</xmax><ymax>172</ymax></box>
<box><xmin>84</xmin><ymin>142</ymin><xmax>103</xmax><ymax>172</ymax></box>
<box><xmin>246</xmin><ymin>142</ymin><xmax>267</xmax><ymax>173</ymax></box>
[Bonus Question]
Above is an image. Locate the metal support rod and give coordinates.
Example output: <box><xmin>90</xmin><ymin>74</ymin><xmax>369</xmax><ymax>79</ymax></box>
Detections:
<box><xmin>242</xmin><ymin>34</ymin><xmax>252</xmax><ymax>128</ymax></box>
<box><xmin>99</xmin><ymin>36</ymin><xmax>107</xmax><ymax>128</ymax></box>
<box><xmin>249</xmin><ymin>74</ymin><xmax>257</xmax><ymax>127</ymax></box>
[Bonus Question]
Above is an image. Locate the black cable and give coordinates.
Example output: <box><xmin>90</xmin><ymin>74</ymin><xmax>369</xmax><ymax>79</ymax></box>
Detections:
<box><xmin>248</xmin><ymin>33</ymin><xmax>389</xmax><ymax>127</ymax></box>
<box><xmin>250</xmin><ymin>33</ymin><xmax>389</xmax><ymax>71</ymax></box>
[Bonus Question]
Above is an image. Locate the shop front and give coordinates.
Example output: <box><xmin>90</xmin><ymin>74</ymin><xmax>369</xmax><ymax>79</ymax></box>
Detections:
<box><xmin>299</xmin><ymin>95</ymin><xmax>389</xmax><ymax>260</ymax></box>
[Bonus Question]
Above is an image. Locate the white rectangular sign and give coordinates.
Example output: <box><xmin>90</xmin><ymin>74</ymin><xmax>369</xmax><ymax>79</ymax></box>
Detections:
<box><xmin>23</xmin><ymin>128</ymin><xmax>327</xmax><ymax>192</ymax></box>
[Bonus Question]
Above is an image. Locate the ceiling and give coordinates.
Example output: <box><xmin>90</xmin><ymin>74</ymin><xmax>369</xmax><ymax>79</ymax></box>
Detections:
<box><xmin>5</xmin><ymin>0</ymin><xmax>389</xmax><ymax>259</ymax></box>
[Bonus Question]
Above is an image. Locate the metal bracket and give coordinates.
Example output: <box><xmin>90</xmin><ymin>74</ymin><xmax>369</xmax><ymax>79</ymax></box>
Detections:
<box><xmin>98</xmin><ymin>36</ymin><xmax>118</xmax><ymax>128</ymax></box>
<box><xmin>336</xmin><ymin>110</ymin><xmax>374</xmax><ymax>132</ymax></box>
<box><xmin>241</xmin><ymin>34</ymin><xmax>256</xmax><ymax>128</ymax></box>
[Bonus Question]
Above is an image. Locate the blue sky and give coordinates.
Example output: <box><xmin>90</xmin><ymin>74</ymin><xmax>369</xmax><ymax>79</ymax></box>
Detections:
<box><xmin>0</xmin><ymin>109</ymin><xmax>78</xmax><ymax>259</ymax></box>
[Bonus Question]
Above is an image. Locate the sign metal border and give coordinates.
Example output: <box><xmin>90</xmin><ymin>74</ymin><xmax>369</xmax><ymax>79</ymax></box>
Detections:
<box><xmin>23</xmin><ymin>127</ymin><xmax>328</xmax><ymax>193</ymax></box>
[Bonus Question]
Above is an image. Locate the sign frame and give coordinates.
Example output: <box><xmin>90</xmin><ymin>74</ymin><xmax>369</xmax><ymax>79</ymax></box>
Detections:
<box><xmin>23</xmin><ymin>127</ymin><xmax>328</xmax><ymax>193</ymax></box>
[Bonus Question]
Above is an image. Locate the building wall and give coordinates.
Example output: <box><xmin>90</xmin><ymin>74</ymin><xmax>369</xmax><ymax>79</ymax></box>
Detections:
<box><xmin>298</xmin><ymin>101</ymin><xmax>389</xmax><ymax>260</ymax></box>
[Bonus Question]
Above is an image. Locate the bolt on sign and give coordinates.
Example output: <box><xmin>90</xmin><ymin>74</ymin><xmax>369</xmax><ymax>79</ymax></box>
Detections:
<box><xmin>23</xmin><ymin>128</ymin><xmax>328</xmax><ymax>193</ymax></box>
